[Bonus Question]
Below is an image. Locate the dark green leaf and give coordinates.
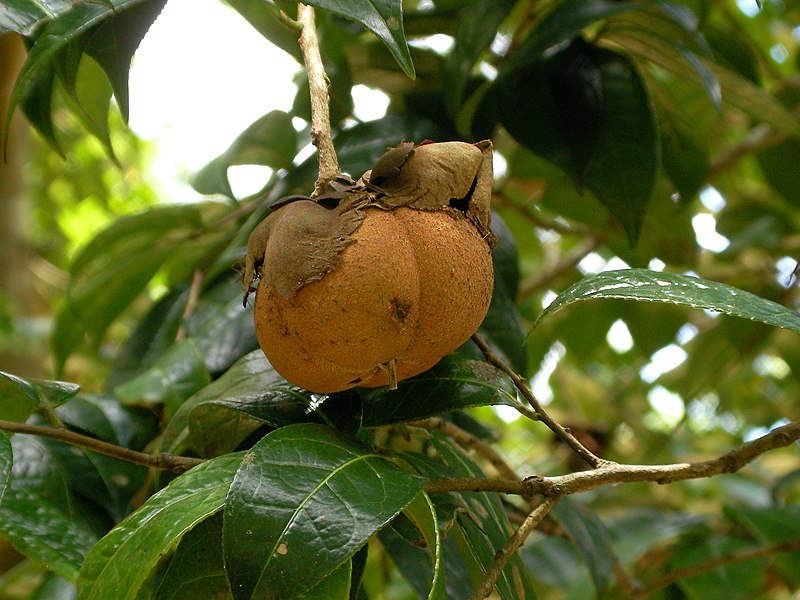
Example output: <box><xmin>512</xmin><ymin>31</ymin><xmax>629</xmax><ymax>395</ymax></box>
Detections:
<box><xmin>0</xmin><ymin>371</ymin><xmax>80</xmax><ymax>421</ymax></box>
<box><xmin>80</xmin><ymin>0</ymin><xmax>166</xmax><ymax>121</ymax></box>
<box><xmin>223</xmin><ymin>423</ymin><xmax>424</xmax><ymax>599</ymax></box>
<box><xmin>0</xmin><ymin>0</ymin><xmax>111</xmax><ymax>35</ymax></box>
<box><xmin>500</xmin><ymin>41</ymin><xmax>657</xmax><ymax>242</ymax></box>
<box><xmin>0</xmin><ymin>435</ymin><xmax>104</xmax><ymax>581</ymax></box>
<box><xmin>360</xmin><ymin>355</ymin><xmax>519</xmax><ymax>427</ymax></box>
<box><xmin>152</xmin><ymin>513</ymin><xmax>231</xmax><ymax>600</ymax></box>
<box><xmin>757</xmin><ymin>138</ymin><xmax>800</xmax><ymax>208</ymax></box>
<box><xmin>533</xmin><ymin>269</ymin><xmax>800</xmax><ymax>335</ymax></box>
<box><xmin>303</xmin><ymin>0</ymin><xmax>414</xmax><ymax>78</ymax></box>
<box><xmin>443</xmin><ymin>0</ymin><xmax>514</xmax><ymax>114</ymax></box>
<box><xmin>159</xmin><ymin>350</ymin><xmax>313</xmax><ymax>457</ymax></box>
<box><xmin>552</xmin><ymin>498</ymin><xmax>616</xmax><ymax>596</ymax></box>
<box><xmin>77</xmin><ymin>453</ymin><xmax>243</xmax><ymax>600</ymax></box>
<box><xmin>193</xmin><ymin>110</ymin><xmax>298</xmax><ymax>199</ymax></box>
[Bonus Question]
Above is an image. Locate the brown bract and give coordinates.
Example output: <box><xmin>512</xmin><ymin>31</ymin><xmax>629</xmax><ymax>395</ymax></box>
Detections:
<box><xmin>244</xmin><ymin>140</ymin><xmax>496</xmax><ymax>393</ymax></box>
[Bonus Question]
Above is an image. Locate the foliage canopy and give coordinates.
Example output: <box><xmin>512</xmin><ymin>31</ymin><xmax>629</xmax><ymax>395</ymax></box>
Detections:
<box><xmin>1</xmin><ymin>0</ymin><xmax>800</xmax><ymax>598</ymax></box>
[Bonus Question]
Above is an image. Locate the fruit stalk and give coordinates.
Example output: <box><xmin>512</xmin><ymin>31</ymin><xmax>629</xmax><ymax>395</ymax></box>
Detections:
<box><xmin>298</xmin><ymin>3</ymin><xmax>340</xmax><ymax>196</ymax></box>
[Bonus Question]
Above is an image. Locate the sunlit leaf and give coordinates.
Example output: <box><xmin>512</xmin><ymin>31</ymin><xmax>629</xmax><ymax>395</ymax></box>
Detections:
<box><xmin>533</xmin><ymin>269</ymin><xmax>800</xmax><ymax>334</ymax></box>
<box><xmin>77</xmin><ymin>453</ymin><xmax>243</xmax><ymax>600</ymax></box>
<box><xmin>223</xmin><ymin>423</ymin><xmax>424</xmax><ymax>599</ymax></box>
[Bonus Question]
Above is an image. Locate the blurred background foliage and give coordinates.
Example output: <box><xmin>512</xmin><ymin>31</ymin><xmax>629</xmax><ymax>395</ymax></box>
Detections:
<box><xmin>1</xmin><ymin>0</ymin><xmax>800</xmax><ymax>598</ymax></box>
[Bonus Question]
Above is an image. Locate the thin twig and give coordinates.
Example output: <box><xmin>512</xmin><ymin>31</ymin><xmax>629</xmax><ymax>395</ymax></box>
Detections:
<box><xmin>471</xmin><ymin>332</ymin><xmax>611</xmax><ymax>469</ymax></box>
<box><xmin>424</xmin><ymin>419</ymin><xmax>800</xmax><ymax>497</ymax></box>
<box><xmin>298</xmin><ymin>3</ymin><xmax>340</xmax><ymax>196</ymax></box>
<box><xmin>517</xmin><ymin>236</ymin><xmax>603</xmax><ymax>302</ymax></box>
<box><xmin>634</xmin><ymin>537</ymin><xmax>800</xmax><ymax>598</ymax></box>
<box><xmin>409</xmin><ymin>417</ymin><xmax>520</xmax><ymax>482</ymax></box>
<box><xmin>469</xmin><ymin>495</ymin><xmax>560</xmax><ymax>600</ymax></box>
<box><xmin>0</xmin><ymin>420</ymin><xmax>204</xmax><ymax>473</ymax></box>
<box><xmin>494</xmin><ymin>190</ymin><xmax>592</xmax><ymax>237</ymax></box>
<box><xmin>709</xmin><ymin>124</ymin><xmax>786</xmax><ymax>178</ymax></box>
<box><xmin>176</xmin><ymin>268</ymin><xmax>204</xmax><ymax>341</ymax></box>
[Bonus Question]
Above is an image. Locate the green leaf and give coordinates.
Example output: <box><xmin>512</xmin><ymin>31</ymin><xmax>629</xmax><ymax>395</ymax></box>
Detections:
<box><xmin>757</xmin><ymin>138</ymin><xmax>800</xmax><ymax>208</ymax></box>
<box><xmin>532</xmin><ymin>269</ymin><xmax>800</xmax><ymax>335</ymax></box>
<box><xmin>499</xmin><ymin>40</ymin><xmax>657</xmax><ymax>242</ymax></box>
<box><xmin>160</xmin><ymin>350</ymin><xmax>313</xmax><ymax>458</ymax></box>
<box><xmin>0</xmin><ymin>371</ymin><xmax>80</xmax><ymax>421</ymax></box>
<box><xmin>152</xmin><ymin>513</ymin><xmax>231</xmax><ymax>600</ymax></box>
<box><xmin>0</xmin><ymin>431</ymin><xmax>11</xmax><ymax>506</ymax></box>
<box><xmin>403</xmin><ymin>493</ymin><xmax>446</xmax><ymax>600</ymax></box>
<box><xmin>0</xmin><ymin>435</ymin><xmax>104</xmax><ymax>581</ymax></box>
<box><xmin>114</xmin><ymin>340</ymin><xmax>211</xmax><ymax>415</ymax></box>
<box><xmin>297</xmin><ymin>560</ymin><xmax>352</xmax><ymax>599</ymax></box>
<box><xmin>428</xmin><ymin>433</ymin><xmax>537</xmax><ymax>599</ymax></box>
<box><xmin>360</xmin><ymin>355</ymin><xmax>519</xmax><ymax>427</ymax></box>
<box><xmin>552</xmin><ymin>498</ymin><xmax>616</xmax><ymax>596</ymax></box>
<box><xmin>303</xmin><ymin>0</ymin><xmax>414</xmax><ymax>78</ymax></box>
<box><xmin>0</xmin><ymin>0</ymin><xmax>112</xmax><ymax>35</ymax></box>
<box><xmin>223</xmin><ymin>423</ymin><xmax>424</xmax><ymax>599</ymax></box>
<box><xmin>77</xmin><ymin>453</ymin><xmax>243</xmax><ymax>600</ymax></box>
<box><xmin>443</xmin><ymin>0</ymin><xmax>514</xmax><ymax>115</ymax></box>
<box><xmin>52</xmin><ymin>203</ymin><xmax>209</xmax><ymax>368</ymax></box>
<box><xmin>192</xmin><ymin>110</ymin><xmax>298</xmax><ymax>199</ymax></box>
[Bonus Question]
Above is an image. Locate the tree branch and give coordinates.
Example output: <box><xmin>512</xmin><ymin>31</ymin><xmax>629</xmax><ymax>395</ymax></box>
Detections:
<box><xmin>471</xmin><ymin>332</ymin><xmax>611</xmax><ymax>469</ymax></box>
<box><xmin>517</xmin><ymin>236</ymin><xmax>603</xmax><ymax>302</ymax></box>
<box><xmin>423</xmin><ymin>419</ymin><xmax>800</xmax><ymax>497</ymax></box>
<box><xmin>298</xmin><ymin>3</ymin><xmax>340</xmax><ymax>196</ymax></box>
<box><xmin>0</xmin><ymin>420</ymin><xmax>204</xmax><ymax>474</ymax></box>
<box><xmin>469</xmin><ymin>495</ymin><xmax>560</xmax><ymax>600</ymax></box>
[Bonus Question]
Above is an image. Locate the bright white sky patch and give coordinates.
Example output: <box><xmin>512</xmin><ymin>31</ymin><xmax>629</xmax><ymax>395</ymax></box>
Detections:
<box><xmin>692</xmin><ymin>214</ymin><xmax>730</xmax><ymax>252</ymax></box>
<box><xmin>351</xmin><ymin>85</ymin><xmax>390</xmax><ymax>121</ymax></box>
<box><xmin>699</xmin><ymin>186</ymin><xmax>726</xmax><ymax>212</ymax></box>
<box><xmin>640</xmin><ymin>344</ymin><xmax>688</xmax><ymax>383</ymax></box>
<box><xmin>129</xmin><ymin>0</ymin><xmax>299</xmax><ymax>199</ymax></box>
<box><xmin>607</xmin><ymin>319</ymin><xmax>633</xmax><ymax>353</ymax></box>
<box><xmin>646</xmin><ymin>385</ymin><xmax>685</xmax><ymax>429</ymax></box>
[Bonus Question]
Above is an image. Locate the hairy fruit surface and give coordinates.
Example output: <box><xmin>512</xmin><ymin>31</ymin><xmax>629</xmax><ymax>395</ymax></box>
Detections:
<box><xmin>244</xmin><ymin>140</ymin><xmax>496</xmax><ymax>393</ymax></box>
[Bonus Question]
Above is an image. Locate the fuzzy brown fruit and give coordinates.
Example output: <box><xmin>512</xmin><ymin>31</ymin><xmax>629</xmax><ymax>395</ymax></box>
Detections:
<box><xmin>244</xmin><ymin>140</ymin><xmax>495</xmax><ymax>393</ymax></box>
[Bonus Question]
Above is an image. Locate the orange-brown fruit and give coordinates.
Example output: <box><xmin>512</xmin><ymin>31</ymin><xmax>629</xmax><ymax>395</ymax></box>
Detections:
<box><xmin>244</xmin><ymin>140</ymin><xmax>496</xmax><ymax>393</ymax></box>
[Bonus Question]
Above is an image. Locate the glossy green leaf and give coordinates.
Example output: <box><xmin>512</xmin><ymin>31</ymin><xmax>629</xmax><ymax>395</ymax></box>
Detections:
<box><xmin>552</xmin><ymin>498</ymin><xmax>616</xmax><ymax>596</ymax></box>
<box><xmin>79</xmin><ymin>0</ymin><xmax>166</xmax><ymax>121</ymax></box>
<box><xmin>192</xmin><ymin>110</ymin><xmax>298</xmax><ymax>199</ymax></box>
<box><xmin>6</xmin><ymin>0</ymin><xmax>144</xmax><ymax>148</ymax></box>
<box><xmin>160</xmin><ymin>350</ymin><xmax>313</xmax><ymax>457</ymax></box>
<box><xmin>77</xmin><ymin>453</ymin><xmax>243</xmax><ymax>600</ymax></box>
<box><xmin>0</xmin><ymin>0</ymin><xmax>112</xmax><ymax>35</ymax></box>
<box><xmin>152</xmin><ymin>513</ymin><xmax>231</xmax><ymax>600</ymax></box>
<box><xmin>223</xmin><ymin>423</ymin><xmax>424</xmax><ymax>599</ymax></box>
<box><xmin>533</xmin><ymin>268</ymin><xmax>800</xmax><ymax>334</ymax></box>
<box><xmin>0</xmin><ymin>371</ymin><xmax>80</xmax><ymax>421</ymax></box>
<box><xmin>297</xmin><ymin>560</ymin><xmax>352</xmax><ymax>599</ymax></box>
<box><xmin>360</xmin><ymin>355</ymin><xmax>519</xmax><ymax>427</ymax></box>
<box><xmin>0</xmin><ymin>435</ymin><xmax>104</xmax><ymax>581</ymax></box>
<box><xmin>303</xmin><ymin>0</ymin><xmax>414</xmax><ymax>78</ymax></box>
